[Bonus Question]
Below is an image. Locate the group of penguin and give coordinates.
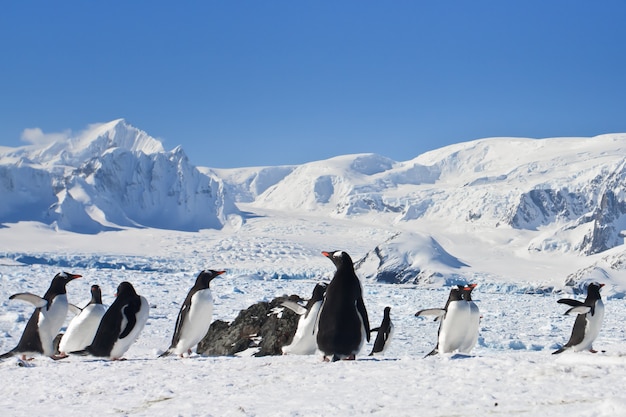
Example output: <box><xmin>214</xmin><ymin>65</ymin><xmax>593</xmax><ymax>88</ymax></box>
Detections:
<box><xmin>0</xmin><ymin>250</ymin><xmax>607</xmax><ymax>363</ymax></box>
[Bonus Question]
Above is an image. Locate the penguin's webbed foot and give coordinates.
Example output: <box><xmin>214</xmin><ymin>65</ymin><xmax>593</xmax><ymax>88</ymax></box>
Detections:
<box><xmin>50</xmin><ymin>353</ymin><xmax>68</xmax><ymax>360</ymax></box>
<box><xmin>589</xmin><ymin>349</ymin><xmax>598</xmax><ymax>354</ymax></box>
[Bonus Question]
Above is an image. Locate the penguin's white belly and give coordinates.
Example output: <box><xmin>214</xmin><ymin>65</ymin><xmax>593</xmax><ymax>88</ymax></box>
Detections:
<box><xmin>110</xmin><ymin>296</ymin><xmax>149</xmax><ymax>359</ymax></box>
<box><xmin>59</xmin><ymin>304</ymin><xmax>106</xmax><ymax>353</ymax></box>
<box><xmin>459</xmin><ymin>303</ymin><xmax>480</xmax><ymax>353</ymax></box>
<box><xmin>573</xmin><ymin>301</ymin><xmax>604</xmax><ymax>351</ymax></box>
<box><xmin>173</xmin><ymin>289</ymin><xmax>214</xmax><ymax>355</ymax></box>
<box><xmin>38</xmin><ymin>294</ymin><xmax>69</xmax><ymax>356</ymax></box>
<box><xmin>438</xmin><ymin>301</ymin><xmax>471</xmax><ymax>354</ymax></box>
<box><xmin>282</xmin><ymin>301</ymin><xmax>322</xmax><ymax>355</ymax></box>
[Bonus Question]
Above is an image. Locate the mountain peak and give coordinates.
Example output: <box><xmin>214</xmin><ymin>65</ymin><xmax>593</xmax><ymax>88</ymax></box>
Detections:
<box><xmin>70</xmin><ymin>119</ymin><xmax>164</xmax><ymax>159</ymax></box>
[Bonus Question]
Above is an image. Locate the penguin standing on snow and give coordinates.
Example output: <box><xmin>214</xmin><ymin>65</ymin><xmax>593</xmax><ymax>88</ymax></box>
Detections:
<box><xmin>369</xmin><ymin>306</ymin><xmax>393</xmax><ymax>356</ymax></box>
<box><xmin>553</xmin><ymin>282</ymin><xmax>605</xmax><ymax>355</ymax></box>
<box><xmin>415</xmin><ymin>286</ymin><xmax>471</xmax><ymax>357</ymax></box>
<box><xmin>77</xmin><ymin>281</ymin><xmax>149</xmax><ymax>360</ymax></box>
<box><xmin>0</xmin><ymin>272</ymin><xmax>81</xmax><ymax>361</ymax></box>
<box><xmin>458</xmin><ymin>284</ymin><xmax>480</xmax><ymax>354</ymax></box>
<box><xmin>160</xmin><ymin>270</ymin><xmax>226</xmax><ymax>358</ymax></box>
<box><xmin>281</xmin><ymin>282</ymin><xmax>327</xmax><ymax>355</ymax></box>
<box><xmin>316</xmin><ymin>250</ymin><xmax>370</xmax><ymax>362</ymax></box>
<box><xmin>58</xmin><ymin>285</ymin><xmax>106</xmax><ymax>355</ymax></box>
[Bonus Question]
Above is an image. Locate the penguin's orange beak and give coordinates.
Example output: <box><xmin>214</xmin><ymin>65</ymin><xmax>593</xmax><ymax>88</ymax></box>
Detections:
<box><xmin>69</xmin><ymin>274</ymin><xmax>82</xmax><ymax>279</ymax></box>
<box><xmin>322</xmin><ymin>251</ymin><xmax>330</xmax><ymax>258</ymax></box>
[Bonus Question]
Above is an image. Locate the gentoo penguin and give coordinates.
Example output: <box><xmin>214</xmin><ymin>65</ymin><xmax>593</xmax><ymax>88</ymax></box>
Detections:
<box><xmin>369</xmin><ymin>306</ymin><xmax>393</xmax><ymax>356</ymax></box>
<box><xmin>77</xmin><ymin>281</ymin><xmax>149</xmax><ymax>360</ymax></box>
<box><xmin>281</xmin><ymin>282</ymin><xmax>327</xmax><ymax>355</ymax></box>
<box><xmin>415</xmin><ymin>286</ymin><xmax>471</xmax><ymax>356</ymax></box>
<box><xmin>0</xmin><ymin>272</ymin><xmax>81</xmax><ymax>361</ymax></box>
<box><xmin>160</xmin><ymin>270</ymin><xmax>226</xmax><ymax>358</ymax></box>
<box><xmin>458</xmin><ymin>284</ymin><xmax>480</xmax><ymax>354</ymax></box>
<box><xmin>58</xmin><ymin>285</ymin><xmax>106</xmax><ymax>355</ymax></box>
<box><xmin>553</xmin><ymin>282</ymin><xmax>605</xmax><ymax>355</ymax></box>
<box><xmin>316</xmin><ymin>250</ymin><xmax>370</xmax><ymax>362</ymax></box>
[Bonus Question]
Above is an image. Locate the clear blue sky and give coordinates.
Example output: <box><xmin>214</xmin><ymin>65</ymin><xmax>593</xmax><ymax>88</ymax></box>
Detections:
<box><xmin>2</xmin><ymin>1</ymin><xmax>625</xmax><ymax>168</ymax></box>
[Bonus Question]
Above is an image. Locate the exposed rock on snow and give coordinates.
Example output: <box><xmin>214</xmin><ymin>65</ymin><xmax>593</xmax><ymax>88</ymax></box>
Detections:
<box><xmin>197</xmin><ymin>295</ymin><xmax>300</xmax><ymax>357</ymax></box>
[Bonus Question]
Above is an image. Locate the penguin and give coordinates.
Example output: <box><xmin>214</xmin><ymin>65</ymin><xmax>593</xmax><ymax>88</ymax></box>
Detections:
<box><xmin>281</xmin><ymin>282</ymin><xmax>327</xmax><ymax>355</ymax></box>
<box><xmin>553</xmin><ymin>282</ymin><xmax>605</xmax><ymax>355</ymax></box>
<box><xmin>77</xmin><ymin>281</ymin><xmax>149</xmax><ymax>360</ymax></box>
<box><xmin>160</xmin><ymin>270</ymin><xmax>226</xmax><ymax>358</ymax></box>
<box><xmin>316</xmin><ymin>250</ymin><xmax>370</xmax><ymax>362</ymax></box>
<box><xmin>0</xmin><ymin>272</ymin><xmax>81</xmax><ymax>361</ymax></box>
<box><xmin>415</xmin><ymin>286</ymin><xmax>471</xmax><ymax>356</ymax></box>
<box><xmin>458</xmin><ymin>283</ymin><xmax>480</xmax><ymax>354</ymax></box>
<box><xmin>369</xmin><ymin>306</ymin><xmax>393</xmax><ymax>356</ymax></box>
<box><xmin>58</xmin><ymin>285</ymin><xmax>106</xmax><ymax>355</ymax></box>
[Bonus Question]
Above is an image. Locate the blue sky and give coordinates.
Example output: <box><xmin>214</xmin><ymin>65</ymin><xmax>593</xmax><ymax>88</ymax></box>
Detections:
<box><xmin>2</xmin><ymin>1</ymin><xmax>625</xmax><ymax>168</ymax></box>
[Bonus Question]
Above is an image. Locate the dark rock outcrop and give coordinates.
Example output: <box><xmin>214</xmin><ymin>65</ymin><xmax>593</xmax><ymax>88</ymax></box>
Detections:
<box><xmin>197</xmin><ymin>295</ymin><xmax>301</xmax><ymax>357</ymax></box>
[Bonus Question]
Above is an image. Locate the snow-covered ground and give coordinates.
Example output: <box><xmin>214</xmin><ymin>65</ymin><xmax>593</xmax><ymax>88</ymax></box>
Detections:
<box><xmin>1</xmin><ymin>212</ymin><xmax>626</xmax><ymax>416</ymax></box>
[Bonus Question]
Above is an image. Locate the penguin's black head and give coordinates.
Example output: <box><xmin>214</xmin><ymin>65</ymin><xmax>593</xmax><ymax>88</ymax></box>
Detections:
<box><xmin>384</xmin><ymin>306</ymin><xmax>391</xmax><ymax>315</ymax></box>
<box><xmin>460</xmin><ymin>283</ymin><xmax>477</xmax><ymax>301</ymax></box>
<box><xmin>90</xmin><ymin>285</ymin><xmax>103</xmax><ymax>304</ymax></box>
<box><xmin>50</xmin><ymin>271</ymin><xmax>82</xmax><ymax>292</ymax></box>
<box><xmin>196</xmin><ymin>269</ymin><xmax>226</xmax><ymax>288</ymax></box>
<box><xmin>587</xmin><ymin>282</ymin><xmax>605</xmax><ymax>299</ymax></box>
<box><xmin>322</xmin><ymin>250</ymin><xmax>354</xmax><ymax>270</ymax></box>
<box><xmin>448</xmin><ymin>287</ymin><xmax>464</xmax><ymax>301</ymax></box>
<box><xmin>311</xmin><ymin>282</ymin><xmax>328</xmax><ymax>300</ymax></box>
<box><xmin>116</xmin><ymin>281</ymin><xmax>138</xmax><ymax>299</ymax></box>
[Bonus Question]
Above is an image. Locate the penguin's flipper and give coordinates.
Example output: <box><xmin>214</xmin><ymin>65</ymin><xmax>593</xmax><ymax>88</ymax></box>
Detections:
<box><xmin>158</xmin><ymin>349</ymin><xmax>172</xmax><ymax>358</ymax></box>
<box><xmin>169</xmin><ymin>301</ymin><xmax>191</xmax><ymax>349</ymax></box>
<box><xmin>564</xmin><ymin>306</ymin><xmax>591</xmax><ymax>315</ymax></box>
<box><xmin>9</xmin><ymin>293</ymin><xmax>48</xmax><ymax>308</ymax></box>
<box><xmin>370</xmin><ymin>327</ymin><xmax>381</xmax><ymax>333</ymax></box>
<box><xmin>557</xmin><ymin>299</ymin><xmax>584</xmax><ymax>307</ymax></box>
<box><xmin>552</xmin><ymin>347</ymin><xmax>567</xmax><ymax>355</ymax></box>
<box><xmin>68</xmin><ymin>304</ymin><xmax>83</xmax><ymax>316</ymax></box>
<box><xmin>0</xmin><ymin>350</ymin><xmax>16</xmax><ymax>360</ymax></box>
<box><xmin>280</xmin><ymin>301</ymin><xmax>307</xmax><ymax>316</ymax></box>
<box><xmin>356</xmin><ymin>297</ymin><xmax>370</xmax><ymax>342</ymax></box>
<box><xmin>119</xmin><ymin>299</ymin><xmax>140</xmax><ymax>339</ymax></box>
<box><xmin>424</xmin><ymin>347</ymin><xmax>439</xmax><ymax>358</ymax></box>
<box><xmin>415</xmin><ymin>308</ymin><xmax>445</xmax><ymax>318</ymax></box>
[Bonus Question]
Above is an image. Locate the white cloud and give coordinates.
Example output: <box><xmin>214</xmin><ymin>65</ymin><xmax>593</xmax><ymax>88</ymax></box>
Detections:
<box><xmin>21</xmin><ymin>127</ymin><xmax>72</xmax><ymax>146</ymax></box>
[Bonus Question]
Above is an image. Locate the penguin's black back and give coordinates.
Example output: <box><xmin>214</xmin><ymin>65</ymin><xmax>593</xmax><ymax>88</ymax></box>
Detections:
<box><xmin>317</xmin><ymin>251</ymin><xmax>370</xmax><ymax>357</ymax></box>
<box><xmin>87</xmin><ymin>282</ymin><xmax>139</xmax><ymax>357</ymax></box>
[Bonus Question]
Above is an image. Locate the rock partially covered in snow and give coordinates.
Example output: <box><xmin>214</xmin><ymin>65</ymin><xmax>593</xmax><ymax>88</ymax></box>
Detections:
<box><xmin>197</xmin><ymin>295</ymin><xmax>300</xmax><ymax>357</ymax></box>
<box><xmin>355</xmin><ymin>232</ymin><xmax>469</xmax><ymax>284</ymax></box>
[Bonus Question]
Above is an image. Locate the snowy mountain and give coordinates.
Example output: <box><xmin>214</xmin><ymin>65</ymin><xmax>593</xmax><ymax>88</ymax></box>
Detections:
<box><xmin>0</xmin><ymin>120</ymin><xmax>237</xmax><ymax>232</ymax></box>
<box><xmin>2</xmin><ymin>120</ymin><xmax>626</xmax><ymax>292</ymax></box>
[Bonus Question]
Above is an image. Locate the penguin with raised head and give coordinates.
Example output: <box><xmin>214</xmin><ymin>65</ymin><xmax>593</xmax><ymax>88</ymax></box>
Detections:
<box><xmin>553</xmin><ymin>282</ymin><xmax>605</xmax><ymax>355</ymax></box>
<box><xmin>58</xmin><ymin>285</ymin><xmax>106</xmax><ymax>355</ymax></box>
<box><xmin>415</xmin><ymin>286</ymin><xmax>471</xmax><ymax>357</ymax></box>
<box><xmin>77</xmin><ymin>281</ymin><xmax>149</xmax><ymax>360</ymax></box>
<box><xmin>0</xmin><ymin>272</ymin><xmax>81</xmax><ymax>361</ymax></box>
<box><xmin>458</xmin><ymin>283</ymin><xmax>480</xmax><ymax>354</ymax></box>
<box><xmin>316</xmin><ymin>250</ymin><xmax>370</xmax><ymax>362</ymax></box>
<box><xmin>160</xmin><ymin>270</ymin><xmax>226</xmax><ymax>358</ymax></box>
<box><xmin>281</xmin><ymin>282</ymin><xmax>327</xmax><ymax>355</ymax></box>
<box><xmin>369</xmin><ymin>306</ymin><xmax>393</xmax><ymax>356</ymax></box>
